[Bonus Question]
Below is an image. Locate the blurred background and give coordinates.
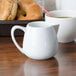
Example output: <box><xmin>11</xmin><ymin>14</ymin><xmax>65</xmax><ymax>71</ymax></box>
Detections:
<box><xmin>35</xmin><ymin>0</ymin><xmax>56</xmax><ymax>11</ymax></box>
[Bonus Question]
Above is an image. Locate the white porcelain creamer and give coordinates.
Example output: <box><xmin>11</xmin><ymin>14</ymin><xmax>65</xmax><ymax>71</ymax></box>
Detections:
<box><xmin>11</xmin><ymin>21</ymin><xmax>58</xmax><ymax>60</ymax></box>
<box><xmin>56</xmin><ymin>0</ymin><xmax>76</xmax><ymax>10</ymax></box>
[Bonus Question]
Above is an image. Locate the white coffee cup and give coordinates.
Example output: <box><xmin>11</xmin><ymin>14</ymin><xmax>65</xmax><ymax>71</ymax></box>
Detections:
<box><xmin>11</xmin><ymin>21</ymin><xmax>58</xmax><ymax>60</ymax></box>
<box><xmin>45</xmin><ymin>10</ymin><xmax>76</xmax><ymax>43</ymax></box>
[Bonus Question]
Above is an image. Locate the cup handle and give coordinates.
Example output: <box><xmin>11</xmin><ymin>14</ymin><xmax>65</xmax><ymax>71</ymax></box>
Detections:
<box><xmin>11</xmin><ymin>25</ymin><xmax>26</xmax><ymax>53</ymax></box>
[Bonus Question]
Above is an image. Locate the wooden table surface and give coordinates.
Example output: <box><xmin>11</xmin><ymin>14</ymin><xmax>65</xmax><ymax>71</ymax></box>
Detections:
<box><xmin>0</xmin><ymin>37</ymin><xmax>76</xmax><ymax>76</ymax></box>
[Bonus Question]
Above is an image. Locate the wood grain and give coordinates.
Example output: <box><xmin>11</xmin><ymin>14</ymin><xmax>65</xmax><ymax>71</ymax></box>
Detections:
<box><xmin>0</xmin><ymin>37</ymin><xmax>76</xmax><ymax>76</ymax></box>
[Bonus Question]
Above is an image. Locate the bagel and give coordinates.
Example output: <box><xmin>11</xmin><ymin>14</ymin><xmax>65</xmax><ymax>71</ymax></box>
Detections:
<box><xmin>16</xmin><ymin>5</ymin><xmax>26</xmax><ymax>19</ymax></box>
<box><xmin>0</xmin><ymin>0</ymin><xmax>17</xmax><ymax>20</ymax></box>
<box><xmin>17</xmin><ymin>0</ymin><xmax>43</xmax><ymax>20</ymax></box>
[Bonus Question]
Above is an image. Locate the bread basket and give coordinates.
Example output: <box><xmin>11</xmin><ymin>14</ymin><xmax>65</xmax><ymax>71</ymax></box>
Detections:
<box><xmin>0</xmin><ymin>14</ymin><xmax>45</xmax><ymax>36</ymax></box>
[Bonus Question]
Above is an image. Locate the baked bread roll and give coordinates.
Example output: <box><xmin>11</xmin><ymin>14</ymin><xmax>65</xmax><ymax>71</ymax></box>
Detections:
<box><xmin>17</xmin><ymin>0</ymin><xmax>43</xmax><ymax>20</ymax></box>
<box><xmin>0</xmin><ymin>0</ymin><xmax>17</xmax><ymax>20</ymax></box>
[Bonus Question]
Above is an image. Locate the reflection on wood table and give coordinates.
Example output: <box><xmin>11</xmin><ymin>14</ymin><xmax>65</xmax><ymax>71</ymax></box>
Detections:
<box><xmin>0</xmin><ymin>37</ymin><xmax>76</xmax><ymax>76</ymax></box>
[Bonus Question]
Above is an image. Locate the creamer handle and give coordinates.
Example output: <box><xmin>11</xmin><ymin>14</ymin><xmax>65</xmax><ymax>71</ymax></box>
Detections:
<box><xmin>11</xmin><ymin>25</ymin><xmax>26</xmax><ymax>53</ymax></box>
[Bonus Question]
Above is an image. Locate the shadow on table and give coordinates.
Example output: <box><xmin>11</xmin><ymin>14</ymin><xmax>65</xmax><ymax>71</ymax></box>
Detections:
<box><xmin>23</xmin><ymin>57</ymin><xmax>59</xmax><ymax>76</ymax></box>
